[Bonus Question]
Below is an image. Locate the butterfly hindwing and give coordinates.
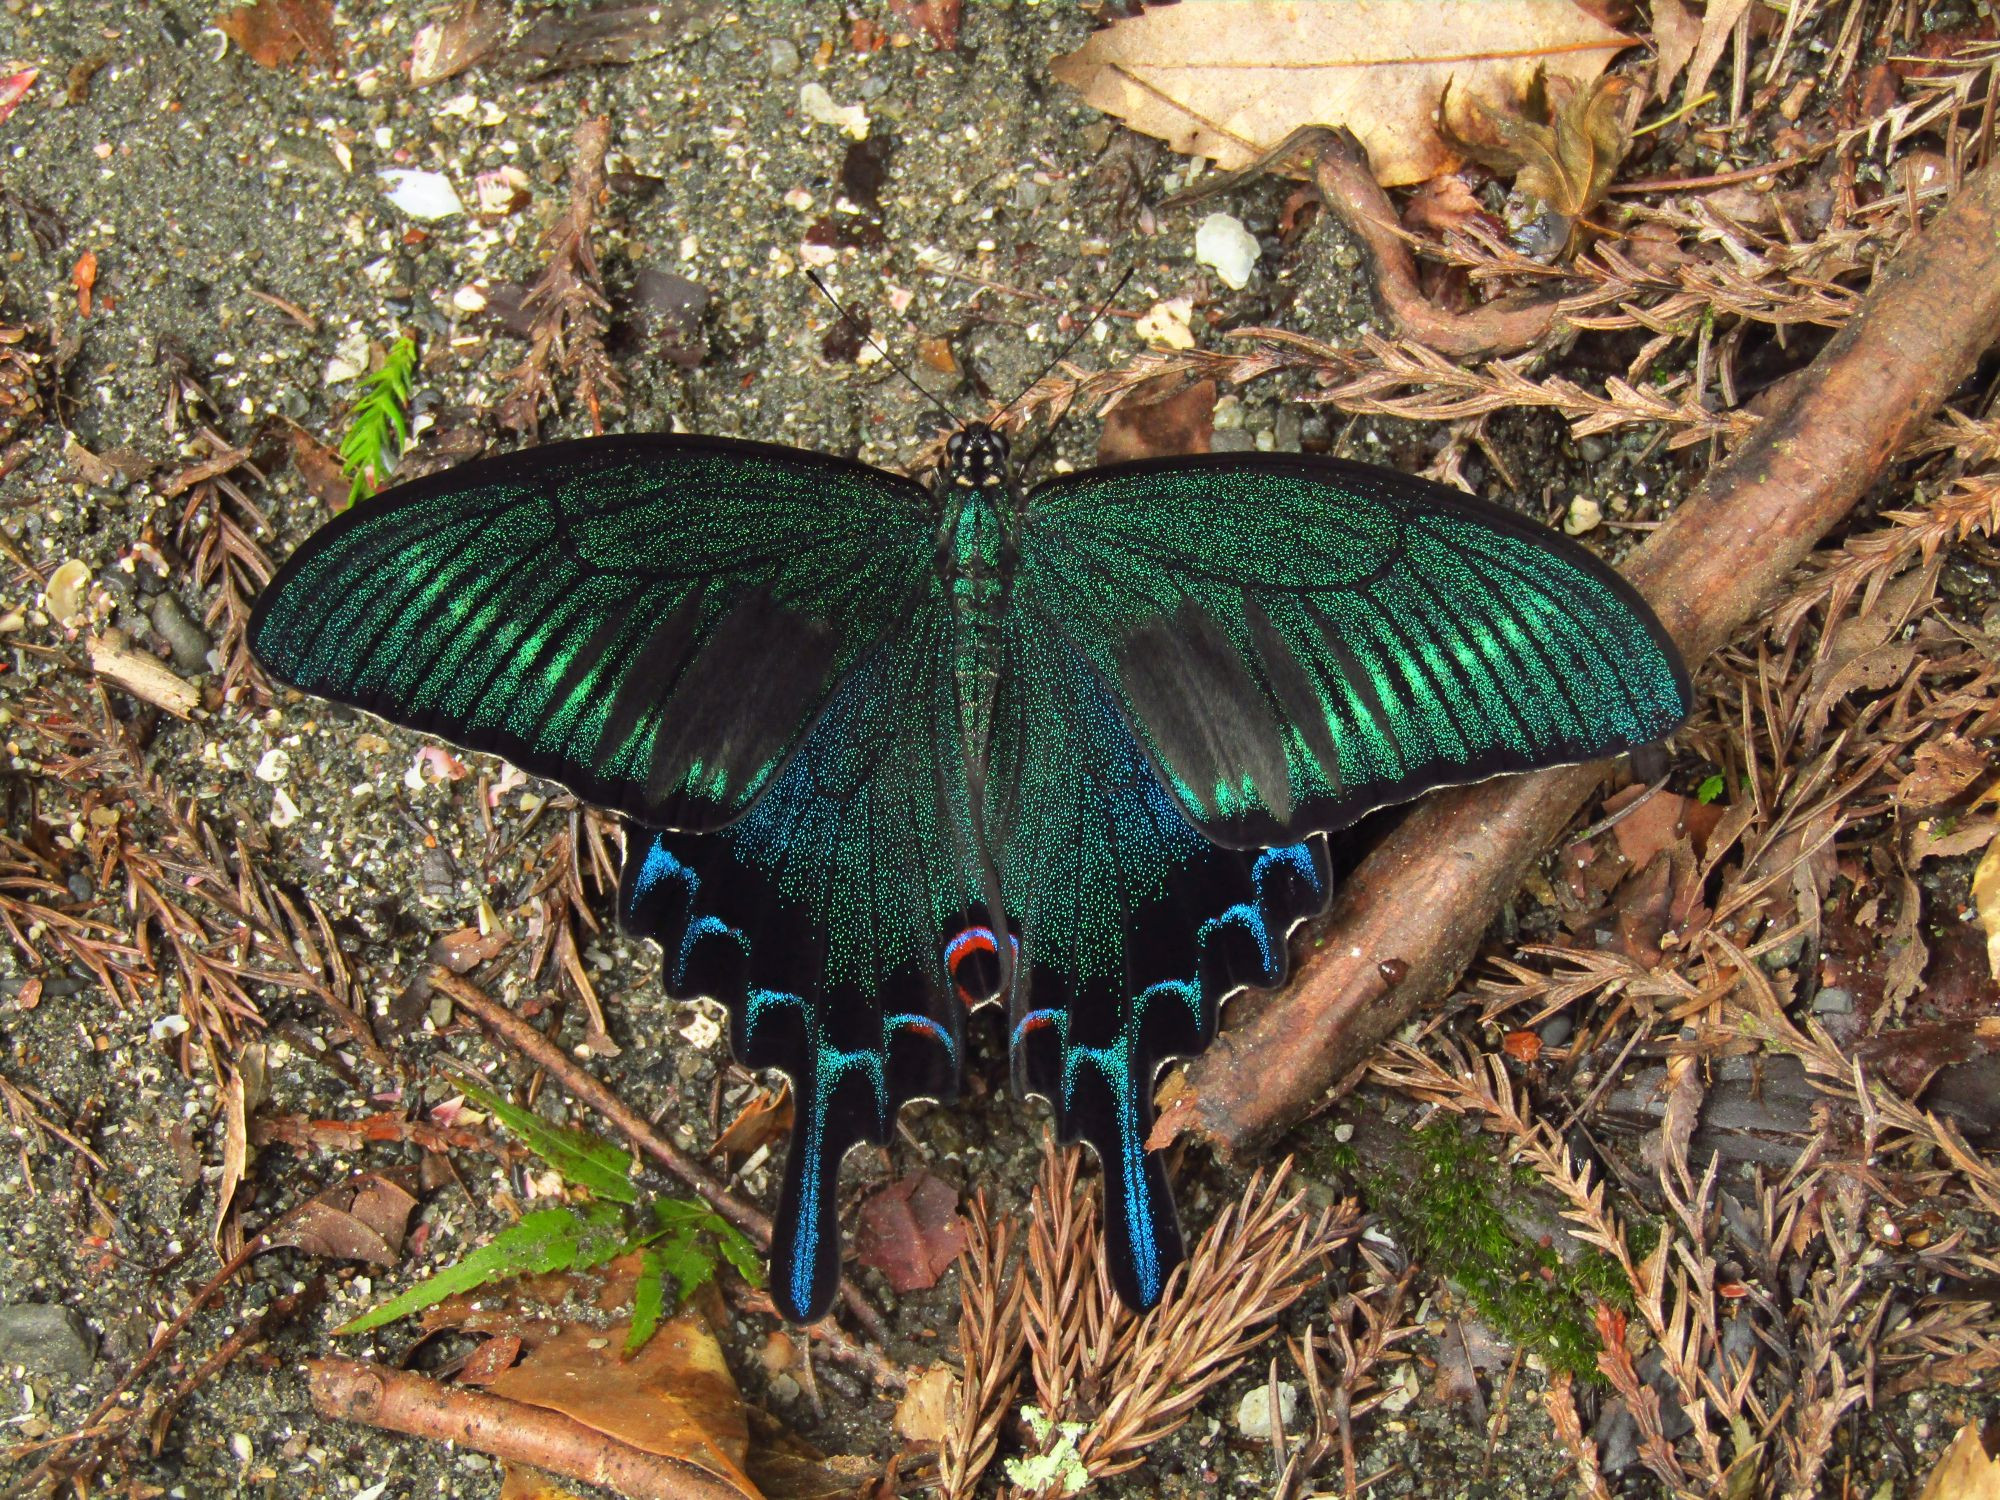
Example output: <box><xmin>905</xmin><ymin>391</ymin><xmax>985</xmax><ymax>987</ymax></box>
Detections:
<box><xmin>621</xmin><ymin>588</ymin><xmax>995</xmax><ymax>1321</ymax></box>
<box><xmin>1018</xmin><ymin>455</ymin><xmax>1692</xmax><ymax>847</ymax></box>
<box><xmin>250</xmin><ymin>435</ymin><xmax>934</xmax><ymax>830</ymax></box>
<box><xmin>983</xmin><ymin>605</ymin><xmax>1331</xmax><ymax>1309</ymax></box>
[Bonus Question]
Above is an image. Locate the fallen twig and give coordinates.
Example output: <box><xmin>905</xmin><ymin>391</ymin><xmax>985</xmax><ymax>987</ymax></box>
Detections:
<box><xmin>307</xmin><ymin>1357</ymin><xmax>744</xmax><ymax>1500</ymax></box>
<box><xmin>1171</xmin><ymin>156</ymin><xmax>2000</xmax><ymax>1156</ymax></box>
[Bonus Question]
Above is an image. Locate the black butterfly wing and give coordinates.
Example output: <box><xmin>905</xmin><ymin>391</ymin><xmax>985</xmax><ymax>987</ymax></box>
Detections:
<box><xmin>1017</xmin><ymin>454</ymin><xmax>1692</xmax><ymax>848</ymax></box>
<box><xmin>981</xmin><ymin>603</ymin><xmax>1330</xmax><ymax>1310</ymax></box>
<box><xmin>251</xmin><ymin>435</ymin><xmax>934</xmax><ymax>831</ymax></box>
<box><xmin>622</xmin><ymin>584</ymin><xmax>999</xmax><ymax>1321</ymax></box>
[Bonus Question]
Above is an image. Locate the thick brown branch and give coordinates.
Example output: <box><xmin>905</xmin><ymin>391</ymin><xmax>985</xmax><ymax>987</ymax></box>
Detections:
<box><xmin>1173</xmin><ymin>158</ymin><xmax>2000</xmax><ymax>1156</ymax></box>
<box><xmin>307</xmin><ymin>1357</ymin><xmax>744</xmax><ymax>1500</ymax></box>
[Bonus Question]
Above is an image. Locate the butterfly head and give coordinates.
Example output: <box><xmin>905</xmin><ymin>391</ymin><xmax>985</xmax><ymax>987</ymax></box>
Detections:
<box><xmin>946</xmin><ymin>423</ymin><xmax>1011</xmax><ymax>490</ymax></box>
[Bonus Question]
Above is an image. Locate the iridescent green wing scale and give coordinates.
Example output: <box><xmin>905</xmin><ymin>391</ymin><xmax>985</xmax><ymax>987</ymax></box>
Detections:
<box><xmin>621</xmin><ymin>585</ymin><xmax>998</xmax><ymax>1322</ymax></box>
<box><xmin>1017</xmin><ymin>454</ymin><xmax>1692</xmax><ymax>848</ymax></box>
<box><xmin>982</xmin><ymin>607</ymin><xmax>1330</xmax><ymax>1311</ymax></box>
<box><xmin>249</xmin><ymin>435</ymin><xmax>935</xmax><ymax>830</ymax></box>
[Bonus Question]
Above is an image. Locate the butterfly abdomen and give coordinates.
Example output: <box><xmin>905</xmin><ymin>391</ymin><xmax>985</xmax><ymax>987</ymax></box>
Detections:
<box><xmin>942</xmin><ymin>486</ymin><xmax>1015</xmax><ymax>753</ymax></box>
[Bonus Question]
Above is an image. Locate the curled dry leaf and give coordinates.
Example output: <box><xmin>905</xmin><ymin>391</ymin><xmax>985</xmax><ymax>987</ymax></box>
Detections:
<box><xmin>273</xmin><ymin>1171</ymin><xmax>420</xmax><ymax>1264</ymax></box>
<box><xmin>1051</xmin><ymin>0</ymin><xmax>1629</xmax><ymax>187</ymax></box>
<box><xmin>1442</xmin><ymin>70</ymin><xmax>1633</xmax><ymax>255</ymax></box>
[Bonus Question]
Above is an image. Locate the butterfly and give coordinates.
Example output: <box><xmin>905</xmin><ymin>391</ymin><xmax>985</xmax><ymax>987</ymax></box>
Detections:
<box><xmin>250</xmin><ymin>418</ymin><xmax>1690</xmax><ymax>1322</ymax></box>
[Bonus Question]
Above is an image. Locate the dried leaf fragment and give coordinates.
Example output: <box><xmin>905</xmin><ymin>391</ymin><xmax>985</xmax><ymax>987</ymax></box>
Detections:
<box><xmin>1917</xmin><ymin>1419</ymin><xmax>2000</xmax><ymax>1500</ymax></box>
<box><xmin>410</xmin><ymin>0</ymin><xmax>508</xmax><ymax>87</ymax></box>
<box><xmin>1051</xmin><ymin>0</ymin><xmax>1630</xmax><ymax>187</ymax></box>
<box><xmin>1974</xmin><ymin>839</ymin><xmax>2000</xmax><ymax>983</ymax></box>
<box><xmin>1443</xmin><ymin>71</ymin><xmax>1632</xmax><ymax>255</ymax></box>
<box><xmin>854</xmin><ymin>1170</ymin><xmax>968</xmax><ymax>1292</ymax></box>
<box><xmin>219</xmin><ymin>0</ymin><xmax>341</xmax><ymax>70</ymax></box>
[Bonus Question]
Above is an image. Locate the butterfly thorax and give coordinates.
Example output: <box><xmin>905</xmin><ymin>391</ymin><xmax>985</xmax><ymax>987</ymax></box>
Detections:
<box><xmin>939</xmin><ymin>424</ymin><xmax>1019</xmax><ymax>760</ymax></box>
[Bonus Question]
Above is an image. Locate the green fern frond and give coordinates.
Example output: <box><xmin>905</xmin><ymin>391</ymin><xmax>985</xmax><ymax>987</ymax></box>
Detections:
<box><xmin>338</xmin><ymin>335</ymin><xmax>418</xmax><ymax>506</ymax></box>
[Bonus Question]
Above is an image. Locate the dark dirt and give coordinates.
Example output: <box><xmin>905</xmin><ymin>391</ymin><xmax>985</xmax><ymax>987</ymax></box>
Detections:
<box><xmin>0</xmin><ymin>3</ymin><xmax>1990</xmax><ymax>1500</ymax></box>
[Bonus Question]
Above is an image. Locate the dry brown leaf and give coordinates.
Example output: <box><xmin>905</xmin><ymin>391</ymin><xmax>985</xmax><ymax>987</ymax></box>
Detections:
<box><xmin>1974</xmin><ymin>839</ymin><xmax>2000</xmax><ymax>983</ymax></box>
<box><xmin>1050</xmin><ymin>0</ymin><xmax>1630</xmax><ymax>187</ymax></box>
<box><xmin>1680</xmin><ymin>0</ymin><xmax>1753</xmax><ymax>109</ymax></box>
<box><xmin>484</xmin><ymin>1314</ymin><xmax>758</xmax><ymax>1496</ymax></box>
<box><xmin>1650</xmin><ymin>0</ymin><xmax>1701</xmax><ymax>100</ymax></box>
<box><xmin>712</xmin><ymin>1084</ymin><xmax>793</xmax><ymax>1161</ymax></box>
<box><xmin>893</xmin><ymin>1364</ymin><xmax>959</xmax><ymax>1444</ymax></box>
<box><xmin>1443</xmin><ymin>71</ymin><xmax>1632</xmax><ymax>250</ymax></box>
<box><xmin>218</xmin><ymin>0</ymin><xmax>340</xmax><ymax>70</ymax></box>
<box><xmin>1918</xmin><ymin>1420</ymin><xmax>2000</xmax><ymax>1500</ymax></box>
<box><xmin>410</xmin><ymin>0</ymin><xmax>508</xmax><ymax>87</ymax></box>
<box><xmin>1097</xmin><ymin>377</ymin><xmax>1216</xmax><ymax>464</ymax></box>
<box><xmin>853</xmin><ymin>1170</ymin><xmax>969</xmax><ymax>1293</ymax></box>
<box><xmin>272</xmin><ymin>1171</ymin><xmax>418</xmax><ymax>1264</ymax></box>
<box><xmin>1898</xmin><ymin>734</ymin><xmax>1991</xmax><ymax>810</ymax></box>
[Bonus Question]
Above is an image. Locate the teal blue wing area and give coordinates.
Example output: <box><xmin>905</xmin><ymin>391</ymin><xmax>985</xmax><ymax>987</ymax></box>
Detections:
<box><xmin>250</xmin><ymin>436</ymin><xmax>933</xmax><ymax>830</ymax></box>
<box><xmin>1018</xmin><ymin>455</ymin><xmax>1692</xmax><ymax>848</ymax></box>
<box><xmin>983</xmin><ymin>609</ymin><xmax>1330</xmax><ymax>1310</ymax></box>
<box><xmin>620</xmin><ymin>592</ymin><xmax>997</xmax><ymax>1321</ymax></box>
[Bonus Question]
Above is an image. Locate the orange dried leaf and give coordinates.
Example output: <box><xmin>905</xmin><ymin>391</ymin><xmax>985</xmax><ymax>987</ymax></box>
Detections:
<box><xmin>1051</xmin><ymin>0</ymin><xmax>1630</xmax><ymax>187</ymax></box>
<box><xmin>1442</xmin><ymin>70</ymin><xmax>1633</xmax><ymax>237</ymax></box>
<box><xmin>219</xmin><ymin>0</ymin><xmax>340</xmax><ymax>70</ymax></box>
<box><xmin>712</xmin><ymin>1084</ymin><xmax>793</xmax><ymax>1160</ymax></box>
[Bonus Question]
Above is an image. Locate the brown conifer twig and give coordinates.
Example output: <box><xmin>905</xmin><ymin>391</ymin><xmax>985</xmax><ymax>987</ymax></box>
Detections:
<box><xmin>1171</xmin><ymin>156</ymin><xmax>2000</xmax><ymax>1157</ymax></box>
<box><xmin>307</xmin><ymin>1357</ymin><xmax>744</xmax><ymax>1500</ymax></box>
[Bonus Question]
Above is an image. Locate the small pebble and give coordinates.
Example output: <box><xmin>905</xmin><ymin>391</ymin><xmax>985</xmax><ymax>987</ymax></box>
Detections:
<box><xmin>1195</xmin><ymin>211</ymin><xmax>1261</xmax><ymax>290</ymax></box>
<box><xmin>45</xmin><ymin>559</ymin><xmax>91</xmax><ymax>621</ymax></box>
<box><xmin>766</xmin><ymin>38</ymin><xmax>800</xmax><ymax>76</ymax></box>
<box><xmin>1811</xmin><ymin>986</ymin><xmax>1853</xmax><ymax>1014</ymax></box>
<box><xmin>0</xmin><ymin>1304</ymin><xmax>98</xmax><ymax>1379</ymax></box>
<box><xmin>1234</xmin><ymin>1380</ymin><xmax>1298</xmax><ymax>1440</ymax></box>
<box><xmin>1564</xmin><ymin>496</ymin><xmax>1604</xmax><ymax>535</ymax></box>
<box><xmin>150</xmin><ymin>593</ymin><xmax>213</xmax><ymax>673</ymax></box>
<box><xmin>378</xmin><ymin>168</ymin><xmax>465</xmax><ymax>221</ymax></box>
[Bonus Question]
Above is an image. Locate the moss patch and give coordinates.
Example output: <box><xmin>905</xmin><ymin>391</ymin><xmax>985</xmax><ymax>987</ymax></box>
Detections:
<box><xmin>1365</xmin><ymin>1120</ymin><xmax>1635</xmax><ymax>1380</ymax></box>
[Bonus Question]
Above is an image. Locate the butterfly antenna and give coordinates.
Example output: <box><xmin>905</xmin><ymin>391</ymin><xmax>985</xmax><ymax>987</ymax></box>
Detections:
<box><xmin>996</xmin><ymin>265</ymin><xmax>1136</xmax><ymax>429</ymax></box>
<box><xmin>1000</xmin><ymin>266</ymin><xmax>1136</xmax><ymax>479</ymax></box>
<box><xmin>804</xmin><ymin>269</ymin><xmax>960</xmax><ymax>429</ymax></box>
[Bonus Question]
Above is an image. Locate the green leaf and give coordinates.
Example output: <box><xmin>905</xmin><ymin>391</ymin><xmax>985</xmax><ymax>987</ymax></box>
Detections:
<box><xmin>626</xmin><ymin>1247</ymin><xmax>668</xmax><ymax>1354</ymax></box>
<box><xmin>455</xmin><ymin>1077</ymin><xmax>637</xmax><ymax>1204</ymax></box>
<box><xmin>335</xmin><ymin>1201</ymin><xmax>627</xmax><ymax>1335</ymax></box>
<box><xmin>1696</xmin><ymin>772</ymin><xmax>1726</xmax><ymax>804</ymax></box>
<box><xmin>710</xmin><ymin>1217</ymin><xmax>763</xmax><ymax>1287</ymax></box>
<box><xmin>339</xmin><ymin>335</ymin><xmax>419</xmax><ymax>506</ymax></box>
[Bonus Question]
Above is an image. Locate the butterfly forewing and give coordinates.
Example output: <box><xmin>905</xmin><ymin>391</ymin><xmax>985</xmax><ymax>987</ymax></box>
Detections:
<box><xmin>1017</xmin><ymin>455</ymin><xmax>1692</xmax><ymax>848</ymax></box>
<box><xmin>250</xmin><ymin>435</ymin><xmax>934</xmax><ymax>830</ymax></box>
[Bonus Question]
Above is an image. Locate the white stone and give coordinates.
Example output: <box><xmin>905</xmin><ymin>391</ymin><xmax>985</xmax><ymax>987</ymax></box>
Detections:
<box><xmin>1564</xmin><ymin>495</ymin><xmax>1605</xmax><ymax>535</ymax></box>
<box><xmin>799</xmin><ymin>83</ymin><xmax>869</xmax><ymax>139</ymax></box>
<box><xmin>1195</xmin><ymin>212</ymin><xmax>1260</xmax><ymax>290</ymax></box>
<box><xmin>1134</xmin><ymin>296</ymin><xmax>1195</xmax><ymax>350</ymax></box>
<box><xmin>378</xmin><ymin>168</ymin><xmax>465</xmax><ymax>221</ymax></box>
<box><xmin>1234</xmin><ymin>1381</ymin><xmax>1299</xmax><ymax>1440</ymax></box>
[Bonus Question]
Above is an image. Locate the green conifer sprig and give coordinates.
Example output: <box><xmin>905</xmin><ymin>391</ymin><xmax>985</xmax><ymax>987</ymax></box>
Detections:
<box><xmin>338</xmin><ymin>335</ymin><xmax>418</xmax><ymax>506</ymax></box>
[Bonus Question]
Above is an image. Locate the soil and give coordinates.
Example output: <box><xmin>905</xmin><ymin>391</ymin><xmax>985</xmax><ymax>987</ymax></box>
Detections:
<box><xmin>0</xmin><ymin>4</ymin><xmax>1989</xmax><ymax>1500</ymax></box>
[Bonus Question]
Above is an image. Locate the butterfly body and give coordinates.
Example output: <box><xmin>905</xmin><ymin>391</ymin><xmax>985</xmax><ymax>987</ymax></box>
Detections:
<box><xmin>252</xmin><ymin>418</ymin><xmax>1691</xmax><ymax>1322</ymax></box>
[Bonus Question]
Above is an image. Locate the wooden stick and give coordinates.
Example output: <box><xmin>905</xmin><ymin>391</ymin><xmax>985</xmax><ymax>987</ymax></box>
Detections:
<box><xmin>1172</xmin><ymin>157</ymin><xmax>2000</xmax><ymax>1156</ymax></box>
<box><xmin>307</xmin><ymin>1357</ymin><xmax>745</xmax><ymax>1500</ymax></box>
